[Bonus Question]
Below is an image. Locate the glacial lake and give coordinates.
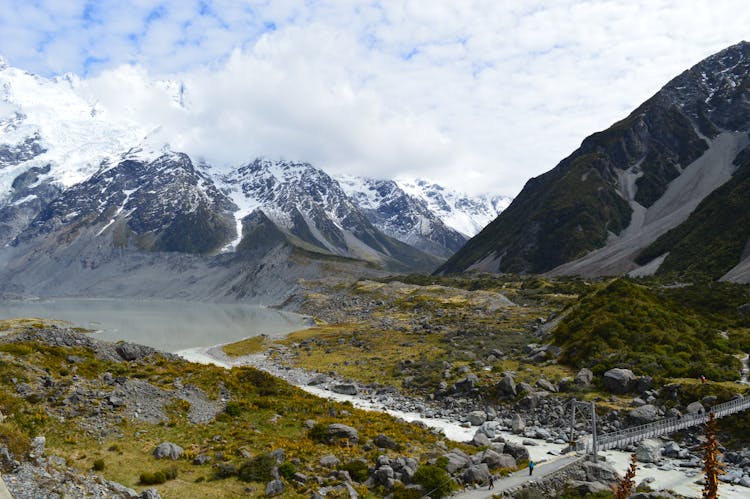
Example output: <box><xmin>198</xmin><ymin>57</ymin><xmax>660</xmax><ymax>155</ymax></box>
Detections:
<box><xmin>0</xmin><ymin>298</ymin><xmax>307</xmax><ymax>352</ymax></box>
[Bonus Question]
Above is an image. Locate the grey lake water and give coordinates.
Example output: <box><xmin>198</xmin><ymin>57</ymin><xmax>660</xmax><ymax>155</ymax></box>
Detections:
<box><xmin>0</xmin><ymin>298</ymin><xmax>306</xmax><ymax>352</ymax></box>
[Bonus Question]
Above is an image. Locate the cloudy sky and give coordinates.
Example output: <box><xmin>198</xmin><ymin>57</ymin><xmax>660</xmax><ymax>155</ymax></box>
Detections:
<box><xmin>1</xmin><ymin>1</ymin><xmax>748</xmax><ymax>196</ymax></box>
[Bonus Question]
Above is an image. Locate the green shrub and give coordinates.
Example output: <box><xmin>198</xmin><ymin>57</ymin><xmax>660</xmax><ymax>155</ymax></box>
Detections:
<box><xmin>139</xmin><ymin>471</ymin><xmax>167</xmax><ymax>485</ymax></box>
<box><xmin>238</xmin><ymin>453</ymin><xmax>276</xmax><ymax>482</ymax></box>
<box><xmin>224</xmin><ymin>401</ymin><xmax>245</xmax><ymax>417</ymax></box>
<box><xmin>278</xmin><ymin>462</ymin><xmax>296</xmax><ymax>480</ymax></box>
<box><xmin>340</xmin><ymin>459</ymin><xmax>369</xmax><ymax>482</ymax></box>
<box><xmin>92</xmin><ymin>458</ymin><xmax>105</xmax><ymax>471</ymax></box>
<box><xmin>308</xmin><ymin>423</ymin><xmax>328</xmax><ymax>443</ymax></box>
<box><xmin>413</xmin><ymin>464</ymin><xmax>455</xmax><ymax>499</ymax></box>
<box><xmin>164</xmin><ymin>465</ymin><xmax>178</xmax><ymax>480</ymax></box>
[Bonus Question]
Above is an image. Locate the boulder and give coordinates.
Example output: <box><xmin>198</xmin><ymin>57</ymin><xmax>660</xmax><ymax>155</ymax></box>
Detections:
<box><xmin>265</xmin><ymin>479</ymin><xmax>285</xmax><ymax>497</ymax></box>
<box><xmin>603</xmin><ymin>368</ymin><xmax>637</xmax><ymax>394</ymax></box>
<box><xmin>583</xmin><ymin>460</ymin><xmax>620</xmax><ymax>484</ymax></box>
<box><xmin>115</xmin><ymin>343</ymin><xmax>154</xmax><ymax>362</ymax></box>
<box><xmin>320</xmin><ymin>455</ymin><xmax>340</xmax><ymax>467</ymax></box>
<box><xmin>480</xmin><ymin>450</ymin><xmax>515</xmax><ymax>469</ymax></box>
<box><xmin>140</xmin><ymin>490</ymin><xmax>161</xmax><ymax>499</ymax></box>
<box><xmin>536</xmin><ymin>378</ymin><xmax>558</xmax><ymax>393</ymax></box>
<box><xmin>443</xmin><ymin>451</ymin><xmax>471</xmax><ymax>473</ymax></box>
<box><xmin>373</xmin><ymin>434</ymin><xmax>398</xmax><ymax>449</ymax></box>
<box><xmin>511</xmin><ymin>413</ymin><xmax>526</xmax><ymax>434</ymax></box>
<box><xmin>471</xmin><ymin>432</ymin><xmax>491</xmax><ymax>447</ymax></box>
<box><xmin>567</xmin><ymin>480</ymin><xmax>611</xmax><ymax>495</ymax></box>
<box><xmin>29</xmin><ymin>436</ymin><xmax>46</xmax><ymax>462</ymax></box>
<box><xmin>635</xmin><ymin>439</ymin><xmax>662</xmax><ymax>464</ymax></box>
<box><xmin>462</xmin><ymin>463</ymin><xmax>490</xmax><ymax>485</ymax></box>
<box><xmin>467</xmin><ymin>411</ymin><xmax>487</xmax><ymax>426</ymax></box>
<box><xmin>308</xmin><ymin>374</ymin><xmax>328</xmax><ymax>386</ymax></box>
<box><xmin>497</xmin><ymin>374</ymin><xmax>516</xmax><ymax>397</ymax></box>
<box><xmin>326</xmin><ymin>424</ymin><xmax>359</xmax><ymax>443</ymax></box>
<box><xmin>332</xmin><ymin>384</ymin><xmax>358</xmax><ymax>396</ymax></box>
<box><xmin>502</xmin><ymin>441</ymin><xmax>529</xmax><ymax>462</ymax></box>
<box><xmin>153</xmin><ymin>442</ymin><xmax>184</xmax><ymax>460</ymax></box>
<box><xmin>662</xmin><ymin>441</ymin><xmax>682</xmax><ymax>458</ymax></box>
<box><xmin>454</xmin><ymin>374</ymin><xmax>479</xmax><ymax>392</ymax></box>
<box><xmin>574</xmin><ymin>368</ymin><xmax>593</xmax><ymax>386</ymax></box>
<box><xmin>627</xmin><ymin>404</ymin><xmax>661</xmax><ymax>424</ymax></box>
<box><xmin>375</xmin><ymin>465</ymin><xmax>394</xmax><ymax>485</ymax></box>
<box><xmin>686</xmin><ymin>401</ymin><xmax>705</xmax><ymax>415</ymax></box>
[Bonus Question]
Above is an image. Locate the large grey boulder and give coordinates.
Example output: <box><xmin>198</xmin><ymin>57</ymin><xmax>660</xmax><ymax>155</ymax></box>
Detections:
<box><xmin>603</xmin><ymin>368</ymin><xmax>637</xmax><ymax>394</ymax></box>
<box><xmin>265</xmin><ymin>479</ymin><xmax>285</xmax><ymax>497</ymax></box>
<box><xmin>443</xmin><ymin>450</ymin><xmax>472</xmax><ymax>473</ymax></box>
<box><xmin>467</xmin><ymin>410</ymin><xmax>487</xmax><ymax>426</ymax></box>
<box><xmin>627</xmin><ymin>404</ymin><xmax>661</xmax><ymax>424</ymax></box>
<box><xmin>574</xmin><ymin>368</ymin><xmax>593</xmax><ymax>386</ymax></box>
<box><xmin>454</xmin><ymin>374</ymin><xmax>479</xmax><ymax>392</ymax></box>
<box><xmin>326</xmin><ymin>424</ymin><xmax>359</xmax><ymax>443</ymax></box>
<box><xmin>636</xmin><ymin>439</ymin><xmax>662</xmax><ymax>464</ymax></box>
<box><xmin>332</xmin><ymin>384</ymin><xmax>358</xmax><ymax>396</ymax></box>
<box><xmin>471</xmin><ymin>432</ymin><xmax>491</xmax><ymax>447</ymax></box>
<box><xmin>502</xmin><ymin>441</ymin><xmax>529</xmax><ymax>462</ymax></box>
<box><xmin>480</xmin><ymin>450</ymin><xmax>515</xmax><ymax>469</ymax></box>
<box><xmin>140</xmin><ymin>490</ymin><xmax>162</xmax><ymax>499</ymax></box>
<box><xmin>568</xmin><ymin>480</ymin><xmax>611</xmax><ymax>495</ymax></box>
<box><xmin>462</xmin><ymin>463</ymin><xmax>490</xmax><ymax>485</ymax></box>
<box><xmin>497</xmin><ymin>374</ymin><xmax>516</xmax><ymax>397</ymax></box>
<box><xmin>374</xmin><ymin>434</ymin><xmax>398</xmax><ymax>449</ymax></box>
<box><xmin>583</xmin><ymin>460</ymin><xmax>620</xmax><ymax>484</ymax></box>
<box><xmin>536</xmin><ymin>378</ymin><xmax>558</xmax><ymax>393</ymax></box>
<box><xmin>686</xmin><ymin>401</ymin><xmax>705</xmax><ymax>414</ymax></box>
<box><xmin>320</xmin><ymin>454</ymin><xmax>340</xmax><ymax>467</ymax></box>
<box><xmin>153</xmin><ymin>442</ymin><xmax>184</xmax><ymax>460</ymax></box>
<box><xmin>511</xmin><ymin>413</ymin><xmax>525</xmax><ymax>434</ymax></box>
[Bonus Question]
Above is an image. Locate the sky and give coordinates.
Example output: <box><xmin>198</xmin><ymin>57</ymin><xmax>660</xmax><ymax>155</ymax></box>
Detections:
<box><xmin>0</xmin><ymin>1</ymin><xmax>749</xmax><ymax>197</ymax></box>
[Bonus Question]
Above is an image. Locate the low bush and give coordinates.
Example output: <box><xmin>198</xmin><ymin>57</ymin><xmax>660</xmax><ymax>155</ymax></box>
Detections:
<box><xmin>92</xmin><ymin>458</ymin><xmax>105</xmax><ymax>471</ymax></box>
<box><xmin>139</xmin><ymin>471</ymin><xmax>167</xmax><ymax>485</ymax></box>
<box><xmin>238</xmin><ymin>453</ymin><xmax>276</xmax><ymax>483</ymax></box>
<box><xmin>340</xmin><ymin>459</ymin><xmax>369</xmax><ymax>482</ymax></box>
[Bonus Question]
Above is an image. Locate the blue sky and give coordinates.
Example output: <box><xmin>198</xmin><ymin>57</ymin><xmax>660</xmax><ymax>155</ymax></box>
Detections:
<box><xmin>1</xmin><ymin>0</ymin><xmax>749</xmax><ymax>195</ymax></box>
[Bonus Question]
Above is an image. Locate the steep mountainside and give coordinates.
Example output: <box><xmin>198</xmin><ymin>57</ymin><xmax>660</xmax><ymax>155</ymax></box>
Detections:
<box><xmin>0</xmin><ymin>59</ymin><xmax>457</xmax><ymax>299</ymax></box>
<box><xmin>337</xmin><ymin>176</ymin><xmax>468</xmax><ymax>258</ymax></box>
<box><xmin>439</xmin><ymin>41</ymin><xmax>750</xmax><ymax>279</ymax></box>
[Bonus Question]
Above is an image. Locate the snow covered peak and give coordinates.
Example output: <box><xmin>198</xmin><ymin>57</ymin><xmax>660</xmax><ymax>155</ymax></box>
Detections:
<box><xmin>0</xmin><ymin>60</ymin><xmax>164</xmax><ymax>197</ymax></box>
<box><xmin>0</xmin><ymin>56</ymin><xmax>7</xmax><ymax>71</ymax></box>
<box><xmin>395</xmin><ymin>177</ymin><xmax>511</xmax><ymax>237</ymax></box>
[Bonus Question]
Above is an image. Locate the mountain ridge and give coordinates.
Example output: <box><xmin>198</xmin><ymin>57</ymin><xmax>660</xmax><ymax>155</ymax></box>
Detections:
<box><xmin>438</xmin><ymin>40</ymin><xmax>750</xmax><ymax>281</ymax></box>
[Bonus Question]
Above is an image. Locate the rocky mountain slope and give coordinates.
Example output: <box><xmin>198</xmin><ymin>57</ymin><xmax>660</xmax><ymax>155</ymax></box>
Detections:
<box><xmin>438</xmin><ymin>41</ymin><xmax>750</xmax><ymax>281</ymax></box>
<box><xmin>0</xmin><ymin>58</ymin><xmax>510</xmax><ymax>299</ymax></box>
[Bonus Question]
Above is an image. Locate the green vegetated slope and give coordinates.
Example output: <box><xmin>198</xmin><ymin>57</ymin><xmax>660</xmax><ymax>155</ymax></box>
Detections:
<box><xmin>553</xmin><ymin>278</ymin><xmax>750</xmax><ymax>380</ymax></box>
<box><xmin>0</xmin><ymin>326</ymin><xmax>458</xmax><ymax>498</ymax></box>
<box><xmin>636</xmin><ymin>147</ymin><xmax>750</xmax><ymax>279</ymax></box>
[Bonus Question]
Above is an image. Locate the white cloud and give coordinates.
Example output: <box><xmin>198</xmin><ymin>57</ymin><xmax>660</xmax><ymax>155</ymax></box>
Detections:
<box><xmin>1</xmin><ymin>1</ymin><xmax>749</xmax><ymax>195</ymax></box>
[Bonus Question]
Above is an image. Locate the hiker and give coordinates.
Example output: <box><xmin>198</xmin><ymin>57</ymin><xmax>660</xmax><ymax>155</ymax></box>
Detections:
<box><xmin>700</xmin><ymin>374</ymin><xmax>706</xmax><ymax>384</ymax></box>
<box><xmin>488</xmin><ymin>475</ymin><xmax>494</xmax><ymax>490</ymax></box>
<box><xmin>529</xmin><ymin>460</ymin><xmax>534</xmax><ymax>476</ymax></box>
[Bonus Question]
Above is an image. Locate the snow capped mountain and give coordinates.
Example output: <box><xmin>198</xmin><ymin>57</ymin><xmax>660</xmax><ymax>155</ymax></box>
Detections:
<box><xmin>337</xmin><ymin>175</ymin><xmax>471</xmax><ymax>258</ymax></box>
<box><xmin>217</xmin><ymin>159</ymin><xmax>440</xmax><ymax>268</ymax></box>
<box><xmin>397</xmin><ymin>178</ymin><xmax>511</xmax><ymax>238</ymax></box>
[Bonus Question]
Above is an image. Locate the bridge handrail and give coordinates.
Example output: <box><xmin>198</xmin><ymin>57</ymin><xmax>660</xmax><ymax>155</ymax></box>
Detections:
<box><xmin>584</xmin><ymin>395</ymin><xmax>750</xmax><ymax>452</ymax></box>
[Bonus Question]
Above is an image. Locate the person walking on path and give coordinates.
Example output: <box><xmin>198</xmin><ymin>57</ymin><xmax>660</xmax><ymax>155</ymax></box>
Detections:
<box><xmin>488</xmin><ymin>475</ymin><xmax>494</xmax><ymax>490</ymax></box>
<box><xmin>529</xmin><ymin>460</ymin><xmax>535</xmax><ymax>476</ymax></box>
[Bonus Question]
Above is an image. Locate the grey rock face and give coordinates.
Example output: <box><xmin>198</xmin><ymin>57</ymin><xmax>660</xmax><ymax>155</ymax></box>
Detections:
<box><xmin>153</xmin><ymin>442</ymin><xmax>184</xmax><ymax>460</ymax></box>
<box><xmin>583</xmin><ymin>460</ymin><xmax>620</xmax><ymax>484</ymax></box>
<box><xmin>265</xmin><ymin>479</ymin><xmax>285</xmax><ymax>497</ymax></box>
<box><xmin>502</xmin><ymin>441</ymin><xmax>529</xmax><ymax>462</ymax></box>
<box><xmin>462</xmin><ymin>463</ymin><xmax>490</xmax><ymax>485</ymax></box>
<box><xmin>511</xmin><ymin>413</ymin><xmax>525</xmax><ymax>433</ymax></box>
<box><xmin>574</xmin><ymin>368</ymin><xmax>593</xmax><ymax>386</ymax></box>
<box><xmin>603</xmin><ymin>368</ymin><xmax>637</xmax><ymax>394</ymax></box>
<box><xmin>332</xmin><ymin>384</ymin><xmax>358</xmax><ymax>395</ymax></box>
<box><xmin>686</xmin><ymin>401</ymin><xmax>705</xmax><ymax>414</ymax></box>
<box><xmin>627</xmin><ymin>404</ymin><xmax>661</xmax><ymax>424</ymax></box>
<box><xmin>497</xmin><ymin>374</ymin><xmax>516</xmax><ymax>397</ymax></box>
<box><xmin>467</xmin><ymin>410</ymin><xmax>487</xmax><ymax>426</ymax></box>
<box><xmin>373</xmin><ymin>434</ymin><xmax>398</xmax><ymax>449</ymax></box>
<box><xmin>325</xmin><ymin>424</ymin><xmax>359</xmax><ymax>444</ymax></box>
<box><xmin>480</xmin><ymin>450</ymin><xmax>515</xmax><ymax>469</ymax></box>
<box><xmin>635</xmin><ymin>439</ymin><xmax>662</xmax><ymax>463</ymax></box>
